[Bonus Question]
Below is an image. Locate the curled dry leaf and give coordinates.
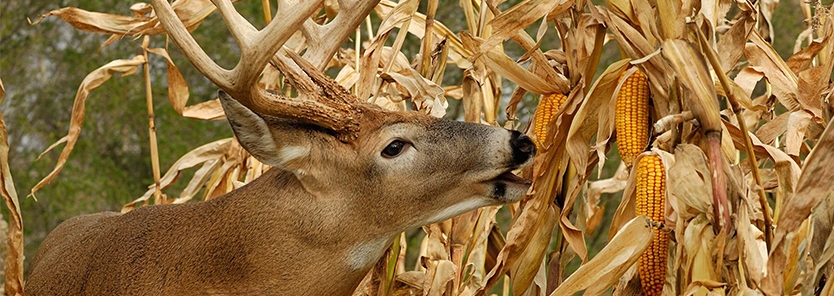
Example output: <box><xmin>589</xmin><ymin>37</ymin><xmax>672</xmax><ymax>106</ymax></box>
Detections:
<box><xmin>144</xmin><ymin>47</ymin><xmax>189</xmax><ymax>115</ymax></box>
<box><xmin>420</xmin><ymin>224</ymin><xmax>456</xmax><ymax>296</ymax></box>
<box><xmin>566</xmin><ymin>59</ymin><xmax>630</xmax><ymax>176</ymax></box>
<box><xmin>34</xmin><ymin>0</ymin><xmax>216</xmax><ymax>39</ymax></box>
<box><xmin>744</xmin><ymin>31</ymin><xmax>802</xmax><ymax>112</ymax></box>
<box><xmin>548</xmin><ymin>215</ymin><xmax>654</xmax><ymax>296</ymax></box>
<box><xmin>0</xmin><ymin>78</ymin><xmax>24</xmax><ymax>296</ymax></box>
<box><xmin>183</xmin><ymin>99</ymin><xmax>226</xmax><ymax>121</ymax></box>
<box><xmin>585</xmin><ymin>163</ymin><xmax>628</xmax><ymax>234</ymax></box>
<box><xmin>31</xmin><ymin>55</ymin><xmax>146</xmax><ymax>198</ymax></box>
<box><xmin>601</xmin><ymin>6</ymin><xmax>669</xmax><ymax>99</ymax></box>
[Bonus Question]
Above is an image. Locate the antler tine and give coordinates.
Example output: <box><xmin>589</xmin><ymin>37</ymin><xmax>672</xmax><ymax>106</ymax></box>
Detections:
<box><xmin>150</xmin><ymin>0</ymin><xmax>231</xmax><ymax>90</ymax></box>
<box><xmin>301</xmin><ymin>0</ymin><xmax>381</xmax><ymax>70</ymax></box>
<box><xmin>235</xmin><ymin>0</ymin><xmax>323</xmax><ymax>91</ymax></box>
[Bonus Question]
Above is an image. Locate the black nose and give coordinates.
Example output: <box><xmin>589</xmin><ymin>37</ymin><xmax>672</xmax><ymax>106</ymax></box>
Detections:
<box><xmin>509</xmin><ymin>130</ymin><xmax>536</xmax><ymax>164</ymax></box>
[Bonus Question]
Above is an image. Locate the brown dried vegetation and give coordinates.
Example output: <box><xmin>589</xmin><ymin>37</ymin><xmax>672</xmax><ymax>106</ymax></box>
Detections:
<box><xmin>1</xmin><ymin>0</ymin><xmax>833</xmax><ymax>295</ymax></box>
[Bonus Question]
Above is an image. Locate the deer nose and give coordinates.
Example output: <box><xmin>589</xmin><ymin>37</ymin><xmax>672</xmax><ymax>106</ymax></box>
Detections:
<box><xmin>509</xmin><ymin>130</ymin><xmax>536</xmax><ymax>164</ymax></box>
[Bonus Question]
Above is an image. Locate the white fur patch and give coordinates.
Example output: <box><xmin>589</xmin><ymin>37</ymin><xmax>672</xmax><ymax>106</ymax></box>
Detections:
<box><xmin>346</xmin><ymin>237</ymin><xmax>391</xmax><ymax>270</ymax></box>
<box><xmin>423</xmin><ymin>198</ymin><xmax>491</xmax><ymax>225</ymax></box>
<box><xmin>278</xmin><ymin>146</ymin><xmax>309</xmax><ymax>164</ymax></box>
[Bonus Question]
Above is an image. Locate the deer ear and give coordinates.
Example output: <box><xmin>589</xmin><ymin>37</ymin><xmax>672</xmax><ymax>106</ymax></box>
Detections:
<box><xmin>218</xmin><ymin>91</ymin><xmax>309</xmax><ymax>170</ymax></box>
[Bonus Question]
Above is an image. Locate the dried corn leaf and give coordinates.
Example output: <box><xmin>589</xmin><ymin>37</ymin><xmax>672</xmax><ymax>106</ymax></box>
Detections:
<box><xmin>805</xmin><ymin>192</ymin><xmax>834</xmax><ymax>296</ymax></box>
<box><xmin>423</xmin><ymin>258</ymin><xmax>456</xmax><ymax>296</ymax></box>
<box><xmin>145</xmin><ymin>47</ymin><xmax>189</xmax><ymax>115</ymax></box>
<box><xmin>765</xmin><ymin>116</ymin><xmax>834</xmax><ymax>295</ymax></box>
<box><xmin>744</xmin><ymin>31</ymin><xmax>801</xmax><ymax>111</ymax></box>
<box><xmin>630</xmin><ymin>0</ymin><xmax>661</xmax><ymax>46</ymax></box>
<box><xmin>602</xmin><ymin>6</ymin><xmax>669</xmax><ymax>99</ymax></box>
<box><xmin>356</xmin><ymin>0</ymin><xmax>417</xmax><ymax>102</ymax></box>
<box><xmin>122</xmin><ymin>138</ymin><xmax>232</xmax><ymax>211</ymax></box>
<box><xmin>183</xmin><ymin>99</ymin><xmax>225</xmax><ymax>120</ymax></box>
<box><xmin>461</xmin><ymin>32</ymin><xmax>564</xmax><ymax>95</ymax></box>
<box><xmin>662</xmin><ymin>39</ymin><xmax>722</xmax><ymax>132</ymax></box>
<box><xmin>682</xmin><ymin>214</ymin><xmax>719</xmax><ymax>295</ymax></box>
<box><xmin>382</xmin><ymin>68</ymin><xmax>447</xmax><ymax>118</ymax></box>
<box><xmin>419</xmin><ymin>224</ymin><xmax>455</xmax><ymax>295</ymax></box>
<box><xmin>548</xmin><ymin>216</ymin><xmax>654</xmax><ymax>296</ymax></box>
<box><xmin>655</xmin><ymin>0</ymin><xmax>683</xmax><ymax>39</ymax></box>
<box><xmin>792</xmin><ymin>21</ymin><xmax>834</xmax><ymax>119</ymax></box>
<box><xmin>566</xmin><ymin>59</ymin><xmax>629</xmax><ymax>176</ymax></box>
<box><xmin>31</xmin><ymin>55</ymin><xmax>146</xmax><ymax>197</ymax></box>
<box><xmin>716</xmin><ymin>11</ymin><xmax>756</xmax><ymax>73</ymax></box>
<box><xmin>202</xmin><ymin>140</ymin><xmax>244</xmax><ymax>200</ymax></box>
<box><xmin>585</xmin><ymin>164</ymin><xmax>628</xmax><ymax>234</ymax></box>
<box><xmin>784</xmin><ymin>111</ymin><xmax>813</xmax><ymax>158</ymax></box>
<box><xmin>376</xmin><ymin>1</ymin><xmax>471</xmax><ymax>68</ymax></box>
<box><xmin>460</xmin><ymin>207</ymin><xmax>499</xmax><ymax>294</ymax></box>
<box><xmin>375</xmin><ymin>0</ymin><xmax>419</xmax><ymax>41</ymax></box>
<box><xmin>172</xmin><ymin>159</ymin><xmax>221</xmax><ymax>203</ymax></box>
<box><xmin>733</xmin><ymin>66</ymin><xmax>764</xmax><ymax>100</ymax></box>
<box><xmin>334</xmin><ymin>65</ymin><xmax>360</xmax><ymax>90</ymax></box>
<box><xmin>667</xmin><ymin>145</ymin><xmax>714</xmax><ymax>222</ymax></box>
<box><xmin>33</xmin><ymin>7</ymin><xmax>156</xmax><ymax>36</ymax></box>
<box><xmin>737</xmin><ymin>199</ymin><xmax>767</xmax><ymax>287</ymax></box>
<box><xmin>476</xmin><ymin>0</ymin><xmax>562</xmax><ymax>59</ymax></box>
<box><xmin>510</xmin><ymin>206</ymin><xmax>557</xmax><ymax>294</ymax></box>
<box><xmin>0</xmin><ymin>78</ymin><xmax>23</xmax><ymax>296</ymax></box>
<box><xmin>605</xmin><ymin>0</ymin><xmax>636</xmax><ymax>23</ymax></box>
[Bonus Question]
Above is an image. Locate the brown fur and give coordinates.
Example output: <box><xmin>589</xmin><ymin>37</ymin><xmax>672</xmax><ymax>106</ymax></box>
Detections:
<box><xmin>26</xmin><ymin>95</ymin><xmax>535</xmax><ymax>295</ymax></box>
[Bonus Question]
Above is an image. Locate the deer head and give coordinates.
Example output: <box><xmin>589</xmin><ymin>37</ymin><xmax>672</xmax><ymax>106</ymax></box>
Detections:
<box><xmin>148</xmin><ymin>0</ymin><xmax>538</xmax><ymax>228</ymax></box>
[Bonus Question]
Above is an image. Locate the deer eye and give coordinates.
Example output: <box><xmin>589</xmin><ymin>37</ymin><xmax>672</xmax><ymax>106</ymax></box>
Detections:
<box><xmin>381</xmin><ymin>139</ymin><xmax>409</xmax><ymax>158</ymax></box>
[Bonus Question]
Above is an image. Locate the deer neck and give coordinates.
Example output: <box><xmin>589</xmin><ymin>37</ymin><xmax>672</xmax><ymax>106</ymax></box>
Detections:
<box><xmin>218</xmin><ymin>168</ymin><xmax>397</xmax><ymax>275</ymax></box>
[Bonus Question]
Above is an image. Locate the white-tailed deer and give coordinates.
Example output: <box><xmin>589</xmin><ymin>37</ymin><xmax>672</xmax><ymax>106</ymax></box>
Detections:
<box><xmin>26</xmin><ymin>1</ymin><xmax>536</xmax><ymax>295</ymax></box>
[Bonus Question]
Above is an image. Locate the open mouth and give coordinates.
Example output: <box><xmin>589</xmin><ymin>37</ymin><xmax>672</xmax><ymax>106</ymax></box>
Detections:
<box><xmin>493</xmin><ymin>170</ymin><xmax>532</xmax><ymax>185</ymax></box>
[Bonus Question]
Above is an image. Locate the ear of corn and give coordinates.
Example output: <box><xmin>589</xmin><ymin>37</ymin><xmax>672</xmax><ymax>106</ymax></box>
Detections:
<box><xmin>532</xmin><ymin>93</ymin><xmax>568</xmax><ymax>149</ymax></box>
<box><xmin>635</xmin><ymin>154</ymin><xmax>668</xmax><ymax>296</ymax></box>
<box><xmin>615</xmin><ymin>68</ymin><xmax>650</xmax><ymax>167</ymax></box>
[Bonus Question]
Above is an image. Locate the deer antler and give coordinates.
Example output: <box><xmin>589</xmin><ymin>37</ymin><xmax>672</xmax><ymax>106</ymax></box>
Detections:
<box><xmin>149</xmin><ymin>0</ymin><xmax>380</xmax><ymax>134</ymax></box>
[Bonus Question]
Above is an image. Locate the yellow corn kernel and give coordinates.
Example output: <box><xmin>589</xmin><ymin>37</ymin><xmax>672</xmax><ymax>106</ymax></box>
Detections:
<box><xmin>615</xmin><ymin>68</ymin><xmax>650</xmax><ymax>167</ymax></box>
<box><xmin>532</xmin><ymin>93</ymin><xmax>568</xmax><ymax>149</ymax></box>
<box><xmin>635</xmin><ymin>154</ymin><xmax>668</xmax><ymax>296</ymax></box>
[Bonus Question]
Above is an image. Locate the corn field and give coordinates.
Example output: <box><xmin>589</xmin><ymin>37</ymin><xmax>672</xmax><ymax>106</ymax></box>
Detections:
<box><xmin>0</xmin><ymin>0</ymin><xmax>833</xmax><ymax>295</ymax></box>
